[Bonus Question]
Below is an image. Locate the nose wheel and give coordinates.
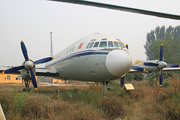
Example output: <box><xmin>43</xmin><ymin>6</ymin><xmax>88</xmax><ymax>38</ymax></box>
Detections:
<box><xmin>101</xmin><ymin>81</ymin><xmax>110</xmax><ymax>95</ymax></box>
<box><xmin>102</xmin><ymin>81</ymin><xmax>107</xmax><ymax>95</ymax></box>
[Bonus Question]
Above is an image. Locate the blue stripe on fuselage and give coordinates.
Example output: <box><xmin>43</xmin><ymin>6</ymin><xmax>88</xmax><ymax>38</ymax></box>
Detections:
<box><xmin>46</xmin><ymin>49</ymin><xmax>112</xmax><ymax>68</ymax></box>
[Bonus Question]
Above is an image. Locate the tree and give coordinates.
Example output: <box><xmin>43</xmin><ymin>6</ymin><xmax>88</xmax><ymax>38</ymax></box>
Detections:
<box><xmin>144</xmin><ymin>25</ymin><xmax>180</xmax><ymax>62</ymax></box>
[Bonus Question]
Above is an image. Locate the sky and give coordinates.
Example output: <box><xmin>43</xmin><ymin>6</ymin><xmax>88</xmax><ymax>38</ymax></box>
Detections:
<box><xmin>0</xmin><ymin>0</ymin><xmax>180</xmax><ymax>67</ymax></box>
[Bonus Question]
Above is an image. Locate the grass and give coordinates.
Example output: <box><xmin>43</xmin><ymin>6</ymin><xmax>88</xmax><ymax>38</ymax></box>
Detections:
<box><xmin>0</xmin><ymin>79</ymin><xmax>180</xmax><ymax>120</ymax></box>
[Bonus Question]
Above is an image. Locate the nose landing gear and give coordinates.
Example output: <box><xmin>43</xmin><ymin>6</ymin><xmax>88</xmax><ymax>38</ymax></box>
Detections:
<box><xmin>101</xmin><ymin>81</ymin><xmax>110</xmax><ymax>95</ymax></box>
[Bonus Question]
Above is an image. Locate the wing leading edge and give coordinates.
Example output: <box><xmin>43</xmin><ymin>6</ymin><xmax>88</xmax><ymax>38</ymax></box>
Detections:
<box><xmin>51</xmin><ymin>0</ymin><xmax>180</xmax><ymax>20</ymax></box>
<box><xmin>0</xmin><ymin>66</ymin><xmax>59</xmax><ymax>78</ymax></box>
<box><xmin>129</xmin><ymin>66</ymin><xmax>180</xmax><ymax>73</ymax></box>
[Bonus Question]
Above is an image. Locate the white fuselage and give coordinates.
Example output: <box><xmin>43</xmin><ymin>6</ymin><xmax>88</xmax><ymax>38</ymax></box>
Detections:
<box><xmin>45</xmin><ymin>34</ymin><xmax>132</xmax><ymax>82</ymax></box>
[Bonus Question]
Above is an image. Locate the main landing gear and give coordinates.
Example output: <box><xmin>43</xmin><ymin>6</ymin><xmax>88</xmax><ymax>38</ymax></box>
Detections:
<box><xmin>23</xmin><ymin>80</ymin><xmax>31</xmax><ymax>92</ymax></box>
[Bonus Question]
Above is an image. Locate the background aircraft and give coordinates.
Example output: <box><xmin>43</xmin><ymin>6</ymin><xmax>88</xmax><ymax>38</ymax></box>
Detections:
<box><xmin>0</xmin><ymin>0</ymin><xmax>180</xmax><ymax>94</ymax></box>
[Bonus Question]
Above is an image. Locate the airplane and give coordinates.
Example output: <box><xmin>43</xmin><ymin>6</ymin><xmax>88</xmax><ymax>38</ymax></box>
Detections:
<box><xmin>1</xmin><ymin>33</ymin><xmax>180</xmax><ymax>94</ymax></box>
<box><xmin>0</xmin><ymin>0</ymin><xmax>180</xmax><ymax>94</ymax></box>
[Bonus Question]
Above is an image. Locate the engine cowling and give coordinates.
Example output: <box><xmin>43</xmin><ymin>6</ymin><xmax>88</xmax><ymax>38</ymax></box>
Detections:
<box><xmin>20</xmin><ymin>67</ymin><xmax>36</xmax><ymax>81</ymax></box>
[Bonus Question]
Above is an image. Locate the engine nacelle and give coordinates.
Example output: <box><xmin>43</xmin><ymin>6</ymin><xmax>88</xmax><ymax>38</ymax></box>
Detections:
<box><xmin>20</xmin><ymin>67</ymin><xmax>36</xmax><ymax>81</ymax></box>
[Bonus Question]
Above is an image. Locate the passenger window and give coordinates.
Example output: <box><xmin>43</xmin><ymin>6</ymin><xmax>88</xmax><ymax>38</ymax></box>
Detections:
<box><xmin>114</xmin><ymin>41</ymin><xmax>119</xmax><ymax>47</ymax></box>
<box><xmin>99</xmin><ymin>41</ymin><xmax>107</xmax><ymax>47</ymax></box>
<box><xmin>93</xmin><ymin>42</ymin><xmax>99</xmax><ymax>47</ymax></box>
<box><xmin>108</xmin><ymin>41</ymin><xmax>114</xmax><ymax>47</ymax></box>
<box><xmin>89</xmin><ymin>42</ymin><xmax>94</xmax><ymax>48</ymax></box>
<box><xmin>72</xmin><ymin>47</ymin><xmax>75</xmax><ymax>52</ymax></box>
<box><xmin>119</xmin><ymin>42</ymin><xmax>125</xmax><ymax>48</ymax></box>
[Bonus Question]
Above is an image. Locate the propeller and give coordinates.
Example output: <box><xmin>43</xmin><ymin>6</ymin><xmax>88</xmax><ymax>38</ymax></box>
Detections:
<box><xmin>3</xmin><ymin>40</ymin><xmax>54</xmax><ymax>90</ymax></box>
<box><xmin>142</xmin><ymin>44</ymin><xmax>179</xmax><ymax>86</ymax></box>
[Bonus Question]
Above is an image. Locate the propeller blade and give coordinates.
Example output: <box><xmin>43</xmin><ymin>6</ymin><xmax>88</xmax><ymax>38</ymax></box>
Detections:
<box><xmin>143</xmin><ymin>62</ymin><xmax>158</xmax><ymax>66</ymax></box>
<box><xmin>30</xmin><ymin>69</ymin><xmax>37</xmax><ymax>90</ymax></box>
<box><xmin>120</xmin><ymin>76</ymin><xmax>125</xmax><ymax>87</ymax></box>
<box><xmin>159</xmin><ymin>69</ymin><xmax>163</xmax><ymax>87</ymax></box>
<box><xmin>132</xmin><ymin>66</ymin><xmax>145</xmax><ymax>71</ymax></box>
<box><xmin>3</xmin><ymin>66</ymin><xmax>25</xmax><ymax>74</ymax></box>
<box><xmin>160</xmin><ymin>44</ymin><xmax>164</xmax><ymax>61</ymax></box>
<box><xmin>21</xmin><ymin>40</ymin><xmax>29</xmax><ymax>61</ymax></box>
<box><xmin>126</xmin><ymin>44</ymin><xmax>128</xmax><ymax>49</ymax></box>
<box><xmin>33</xmin><ymin>57</ymin><xmax>54</xmax><ymax>65</ymax></box>
<box><xmin>167</xmin><ymin>64</ymin><xmax>180</xmax><ymax>67</ymax></box>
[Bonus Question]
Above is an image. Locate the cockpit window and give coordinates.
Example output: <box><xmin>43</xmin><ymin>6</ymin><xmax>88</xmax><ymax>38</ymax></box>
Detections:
<box><xmin>93</xmin><ymin>42</ymin><xmax>99</xmax><ymax>47</ymax></box>
<box><xmin>86</xmin><ymin>43</ymin><xmax>91</xmax><ymax>48</ymax></box>
<box><xmin>89</xmin><ymin>42</ymin><xmax>94</xmax><ymax>48</ymax></box>
<box><xmin>108</xmin><ymin>41</ymin><xmax>114</xmax><ymax>47</ymax></box>
<box><xmin>99</xmin><ymin>41</ymin><xmax>107</xmax><ymax>47</ymax></box>
<box><xmin>114</xmin><ymin>41</ymin><xmax>119</xmax><ymax>47</ymax></box>
<box><xmin>119</xmin><ymin>42</ymin><xmax>125</xmax><ymax>48</ymax></box>
<box><xmin>90</xmin><ymin>39</ymin><xmax>96</xmax><ymax>42</ymax></box>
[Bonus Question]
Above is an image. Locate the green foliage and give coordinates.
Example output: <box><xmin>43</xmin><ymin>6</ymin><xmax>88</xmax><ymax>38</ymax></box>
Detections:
<box><xmin>125</xmin><ymin>73</ymin><xmax>144</xmax><ymax>81</ymax></box>
<box><xmin>11</xmin><ymin>86</ymin><xmax>29</xmax><ymax>116</ymax></box>
<box><xmin>172</xmin><ymin>92</ymin><xmax>180</xmax><ymax>103</ymax></box>
<box><xmin>77</xmin><ymin>86</ymin><xmax>103</xmax><ymax>105</ymax></box>
<box><xmin>123</xmin><ymin>116</ymin><xmax>133</xmax><ymax>120</ymax></box>
<box><xmin>125</xmin><ymin>73</ymin><xmax>134</xmax><ymax>81</ymax></box>
<box><xmin>144</xmin><ymin>25</ymin><xmax>180</xmax><ymax>61</ymax></box>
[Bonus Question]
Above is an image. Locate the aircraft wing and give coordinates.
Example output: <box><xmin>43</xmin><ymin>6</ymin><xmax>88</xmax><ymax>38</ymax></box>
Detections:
<box><xmin>51</xmin><ymin>0</ymin><xmax>180</xmax><ymax>20</ymax></box>
<box><xmin>129</xmin><ymin>66</ymin><xmax>180</xmax><ymax>73</ymax></box>
<box><xmin>0</xmin><ymin>66</ymin><xmax>59</xmax><ymax>77</ymax></box>
<box><xmin>36</xmin><ymin>68</ymin><xmax>59</xmax><ymax>77</ymax></box>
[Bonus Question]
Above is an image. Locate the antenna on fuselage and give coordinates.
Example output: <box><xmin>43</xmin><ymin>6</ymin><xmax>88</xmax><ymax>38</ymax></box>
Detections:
<box><xmin>50</xmin><ymin>32</ymin><xmax>53</xmax><ymax>56</ymax></box>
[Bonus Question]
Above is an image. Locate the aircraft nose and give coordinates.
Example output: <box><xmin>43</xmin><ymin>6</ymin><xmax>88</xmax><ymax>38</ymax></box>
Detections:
<box><xmin>106</xmin><ymin>50</ymin><xmax>132</xmax><ymax>76</ymax></box>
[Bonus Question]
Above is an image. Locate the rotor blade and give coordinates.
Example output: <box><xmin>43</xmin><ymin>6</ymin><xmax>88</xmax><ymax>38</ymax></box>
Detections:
<box><xmin>3</xmin><ymin>66</ymin><xmax>25</xmax><ymax>74</ymax></box>
<box><xmin>30</xmin><ymin>69</ymin><xmax>37</xmax><ymax>89</ymax></box>
<box><xmin>33</xmin><ymin>57</ymin><xmax>54</xmax><ymax>65</ymax></box>
<box><xmin>120</xmin><ymin>76</ymin><xmax>125</xmax><ymax>87</ymax></box>
<box><xmin>159</xmin><ymin>69</ymin><xmax>163</xmax><ymax>87</ymax></box>
<box><xmin>143</xmin><ymin>62</ymin><xmax>158</xmax><ymax>66</ymax></box>
<box><xmin>167</xmin><ymin>64</ymin><xmax>180</xmax><ymax>67</ymax></box>
<box><xmin>160</xmin><ymin>44</ymin><xmax>164</xmax><ymax>61</ymax></box>
<box><xmin>51</xmin><ymin>0</ymin><xmax>180</xmax><ymax>20</ymax></box>
<box><xmin>21</xmin><ymin>40</ymin><xmax>29</xmax><ymax>61</ymax></box>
